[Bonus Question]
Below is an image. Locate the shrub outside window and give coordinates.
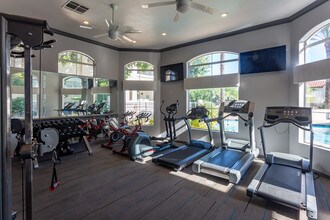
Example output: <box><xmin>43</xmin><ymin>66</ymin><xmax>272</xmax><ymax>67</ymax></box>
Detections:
<box><xmin>187</xmin><ymin>88</ymin><xmax>239</xmax><ymax>132</ymax></box>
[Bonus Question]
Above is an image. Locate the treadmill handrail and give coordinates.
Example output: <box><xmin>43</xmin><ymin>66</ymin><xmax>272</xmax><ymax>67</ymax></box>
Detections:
<box><xmin>259</xmin><ymin>119</ymin><xmax>312</xmax><ymax>132</ymax></box>
<box><xmin>204</xmin><ymin>113</ymin><xmax>248</xmax><ymax>123</ymax></box>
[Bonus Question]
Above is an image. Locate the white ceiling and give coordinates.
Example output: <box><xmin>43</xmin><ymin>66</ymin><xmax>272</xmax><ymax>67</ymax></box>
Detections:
<box><xmin>0</xmin><ymin>0</ymin><xmax>317</xmax><ymax>49</ymax></box>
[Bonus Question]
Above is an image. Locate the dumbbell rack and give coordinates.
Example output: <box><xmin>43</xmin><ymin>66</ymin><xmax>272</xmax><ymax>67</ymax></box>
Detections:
<box><xmin>33</xmin><ymin>118</ymin><xmax>93</xmax><ymax>156</ymax></box>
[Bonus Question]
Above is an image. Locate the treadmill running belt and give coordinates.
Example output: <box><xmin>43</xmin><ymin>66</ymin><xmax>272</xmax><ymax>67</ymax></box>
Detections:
<box><xmin>257</xmin><ymin>164</ymin><xmax>303</xmax><ymax>208</ymax></box>
<box><xmin>156</xmin><ymin>146</ymin><xmax>208</xmax><ymax>169</ymax></box>
<box><xmin>207</xmin><ymin>149</ymin><xmax>245</xmax><ymax>169</ymax></box>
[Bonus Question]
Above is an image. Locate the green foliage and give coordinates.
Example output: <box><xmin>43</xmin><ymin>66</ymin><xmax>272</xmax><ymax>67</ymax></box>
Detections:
<box><xmin>188</xmin><ymin>55</ymin><xmax>210</xmax><ymax>78</ymax></box>
<box><xmin>58</xmin><ymin>51</ymin><xmax>79</xmax><ymax>65</ymax></box>
<box><xmin>12</xmin><ymin>97</ymin><xmax>25</xmax><ymax>115</ymax></box>
<box><xmin>11</xmin><ymin>73</ymin><xmax>24</xmax><ymax>86</ymax></box>
<box><xmin>124</xmin><ymin>61</ymin><xmax>153</xmax><ymax>80</ymax></box>
<box><xmin>97</xmin><ymin>79</ymin><xmax>109</xmax><ymax>87</ymax></box>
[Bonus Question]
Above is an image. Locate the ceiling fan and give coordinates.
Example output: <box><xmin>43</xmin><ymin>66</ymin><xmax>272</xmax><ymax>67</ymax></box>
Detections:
<box><xmin>141</xmin><ymin>0</ymin><xmax>217</xmax><ymax>22</ymax></box>
<box><xmin>93</xmin><ymin>4</ymin><xmax>142</xmax><ymax>43</ymax></box>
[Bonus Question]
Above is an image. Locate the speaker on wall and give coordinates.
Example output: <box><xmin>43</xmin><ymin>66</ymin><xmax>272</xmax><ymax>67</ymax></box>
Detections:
<box><xmin>240</xmin><ymin>45</ymin><xmax>286</xmax><ymax>74</ymax></box>
<box><xmin>109</xmin><ymin>80</ymin><xmax>117</xmax><ymax>87</ymax></box>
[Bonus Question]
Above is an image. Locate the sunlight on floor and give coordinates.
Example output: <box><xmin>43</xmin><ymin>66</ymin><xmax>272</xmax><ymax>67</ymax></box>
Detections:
<box><xmin>169</xmin><ymin>170</ymin><xmax>233</xmax><ymax>193</ymax></box>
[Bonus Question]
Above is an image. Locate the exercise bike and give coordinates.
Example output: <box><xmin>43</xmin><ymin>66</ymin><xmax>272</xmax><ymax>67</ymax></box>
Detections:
<box><xmin>127</xmin><ymin>100</ymin><xmax>179</xmax><ymax>161</ymax></box>
<box><xmin>101</xmin><ymin>111</ymin><xmax>135</xmax><ymax>149</ymax></box>
<box><xmin>112</xmin><ymin>111</ymin><xmax>151</xmax><ymax>156</ymax></box>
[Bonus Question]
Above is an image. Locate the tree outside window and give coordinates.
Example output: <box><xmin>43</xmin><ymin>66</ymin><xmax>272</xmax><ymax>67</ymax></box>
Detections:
<box><xmin>187</xmin><ymin>52</ymin><xmax>239</xmax><ymax>132</ymax></box>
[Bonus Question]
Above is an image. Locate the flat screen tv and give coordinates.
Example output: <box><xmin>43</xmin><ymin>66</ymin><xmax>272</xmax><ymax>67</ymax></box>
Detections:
<box><xmin>240</xmin><ymin>45</ymin><xmax>286</xmax><ymax>74</ymax></box>
<box><xmin>160</xmin><ymin>63</ymin><xmax>184</xmax><ymax>82</ymax></box>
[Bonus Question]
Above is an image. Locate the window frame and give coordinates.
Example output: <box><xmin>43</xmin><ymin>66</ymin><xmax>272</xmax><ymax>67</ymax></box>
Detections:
<box><xmin>124</xmin><ymin>61</ymin><xmax>155</xmax><ymax>81</ymax></box>
<box><xmin>187</xmin><ymin>51</ymin><xmax>239</xmax><ymax>78</ymax></box>
<box><xmin>124</xmin><ymin>90</ymin><xmax>155</xmax><ymax>126</ymax></box>
<box><xmin>186</xmin><ymin>87</ymin><xmax>239</xmax><ymax>133</ymax></box>
<box><xmin>299</xmin><ymin>80</ymin><xmax>330</xmax><ymax>149</ymax></box>
<box><xmin>299</xmin><ymin>21</ymin><xmax>330</xmax><ymax>64</ymax></box>
<box><xmin>58</xmin><ymin>50</ymin><xmax>96</xmax><ymax>77</ymax></box>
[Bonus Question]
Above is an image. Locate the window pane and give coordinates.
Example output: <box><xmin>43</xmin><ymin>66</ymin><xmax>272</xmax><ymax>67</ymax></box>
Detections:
<box><xmin>223</xmin><ymin>53</ymin><xmax>239</xmax><ymax>61</ymax></box>
<box><xmin>63</xmin><ymin>77</ymin><xmax>82</xmax><ymax>89</ymax></box>
<box><xmin>304</xmin><ymin>80</ymin><xmax>330</xmax><ymax>148</ymax></box>
<box><xmin>59</xmin><ymin>62</ymin><xmax>77</xmax><ymax>75</ymax></box>
<box><xmin>305</xmin><ymin>41</ymin><xmax>330</xmax><ymax>64</ymax></box>
<box><xmin>58</xmin><ymin>51</ymin><xmax>95</xmax><ymax>76</ymax></box>
<box><xmin>94</xmin><ymin>94</ymin><xmax>110</xmax><ymax>112</ymax></box>
<box><xmin>188</xmin><ymin>52</ymin><xmax>239</xmax><ymax>78</ymax></box>
<box><xmin>222</xmin><ymin>61</ymin><xmax>239</xmax><ymax>75</ymax></box>
<box><xmin>95</xmin><ymin>79</ymin><xmax>109</xmax><ymax>87</ymax></box>
<box><xmin>124</xmin><ymin>62</ymin><xmax>154</xmax><ymax>81</ymax></box>
<box><xmin>12</xmin><ymin>94</ymin><xmax>38</xmax><ymax>118</ymax></box>
<box><xmin>306</xmin><ymin>24</ymin><xmax>330</xmax><ymax>46</ymax></box>
<box><xmin>82</xmin><ymin>64</ymin><xmax>94</xmax><ymax>77</ymax></box>
<box><xmin>190</xmin><ymin>55</ymin><xmax>211</xmax><ymax>66</ymax></box>
<box><xmin>125</xmin><ymin>90</ymin><xmax>154</xmax><ymax>125</ymax></box>
<box><xmin>63</xmin><ymin>95</ymin><xmax>81</xmax><ymax>108</ymax></box>
<box><xmin>189</xmin><ymin>65</ymin><xmax>212</xmax><ymax>77</ymax></box>
<box><xmin>187</xmin><ymin>87</ymin><xmax>239</xmax><ymax>132</ymax></box>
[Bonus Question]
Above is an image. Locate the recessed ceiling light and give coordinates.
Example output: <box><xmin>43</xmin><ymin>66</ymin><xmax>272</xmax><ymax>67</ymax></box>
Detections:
<box><xmin>162</xmin><ymin>33</ymin><xmax>167</xmax><ymax>36</ymax></box>
<box><xmin>141</xmin><ymin>4</ymin><xmax>148</xmax><ymax>9</ymax></box>
<box><xmin>82</xmin><ymin>21</ymin><xmax>89</xmax><ymax>25</ymax></box>
<box><xmin>221</xmin><ymin>13</ymin><xmax>228</xmax><ymax>18</ymax></box>
<box><xmin>133</xmin><ymin>41</ymin><xmax>137</xmax><ymax>44</ymax></box>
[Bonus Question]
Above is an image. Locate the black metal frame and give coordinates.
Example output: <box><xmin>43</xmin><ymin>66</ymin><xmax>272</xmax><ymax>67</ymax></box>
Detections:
<box><xmin>0</xmin><ymin>13</ymin><xmax>51</xmax><ymax>220</ymax></box>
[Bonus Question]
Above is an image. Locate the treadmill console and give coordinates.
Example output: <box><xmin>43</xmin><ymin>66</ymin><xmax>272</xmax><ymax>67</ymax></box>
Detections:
<box><xmin>222</xmin><ymin>100</ymin><xmax>255</xmax><ymax>114</ymax></box>
<box><xmin>264</xmin><ymin>107</ymin><xmax>312</xmax><ymax>126</ymax></box>
<box><xmin>187</xmin><ymin>106</ymin><xmax>209</xmax><ymax>120</ymax></box>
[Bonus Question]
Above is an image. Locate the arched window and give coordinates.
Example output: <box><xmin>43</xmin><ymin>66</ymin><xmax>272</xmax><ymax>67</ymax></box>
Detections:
<box><xmin>298</xmin><ymin>21</ymin><xmax>330</xmax><ymax>148</ymax></box>
<box><xmin>124</xmin><ymin>61</ymin><xmax>154</xmax><ymax>81</ymax></box>
<box><xmin>299</xmin><ymin>21</ymin><xmax>330</xmax><ymax>64</ymax></box>
<box><xmin>187</xmin><ymin>51</ymin><xmax>239</xmax><ymax>78</ymax></box>
<box><xmin>63</xmin><ymin>76</ymin><xmax>82</xmax><ymax>89</ymax></box>
<box><xmin>187</xmin><ymin>52</ymin><xmax>239</xmax><ymax>132</ymax></box>
<box><xmin>58</xmin><ymin>50</ymin><xmax>95</xmax><ymax>77</ymax></box>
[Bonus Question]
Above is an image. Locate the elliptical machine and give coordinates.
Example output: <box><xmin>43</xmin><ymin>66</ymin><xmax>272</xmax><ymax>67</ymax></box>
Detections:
<box><xmin>128</xmin><ymin>100</ymin><xmax>179</xmax><ymax>161</ymax></box>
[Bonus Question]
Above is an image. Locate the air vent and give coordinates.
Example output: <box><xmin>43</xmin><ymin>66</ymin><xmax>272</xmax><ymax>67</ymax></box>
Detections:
<box><xmin>62</xmin><ymin>0</ymin><xmax>89</xmax><ymax>14</ymax></box>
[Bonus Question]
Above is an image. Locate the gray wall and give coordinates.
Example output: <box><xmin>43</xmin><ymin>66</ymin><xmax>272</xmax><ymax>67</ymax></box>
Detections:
<box><xmin>161</xmin><ymin>24</ymin><xmax>291</xmax><ymax>154</ymax></box>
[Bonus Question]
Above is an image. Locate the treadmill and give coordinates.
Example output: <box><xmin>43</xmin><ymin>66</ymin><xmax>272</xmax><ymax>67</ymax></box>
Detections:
<box><xmin>246</xmin><ymin>106</ymin><xmax>317</xmax><ymax>219</ymax></box>
<box><xmin>152</xmin><ymin>106</ymin><xmax>214</xmax><ymax>171</ymax></box>
<box><xmin>193</xmin><ymin>100</ymin><xmax>259</xmax><ymax>184</ymax></box>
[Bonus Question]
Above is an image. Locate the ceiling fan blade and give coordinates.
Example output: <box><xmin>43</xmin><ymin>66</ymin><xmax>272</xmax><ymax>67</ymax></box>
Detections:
<box><xmin>173</xmin><ymin>12</ymin><xmax>180</xmax><ymax>22</ymax></box>
<box><xmin>118</xmin><ymin>36</ymin><xmax>125</xmax><ymax>43</ymax></box>
<box><xmin>122</xmin><ymin>35</ymin><xmax>136</xmax><ymax>43</ymax></box>
<box><xmin>105</xmin><ymin>19</ymin><xmax>110</xmax><ymax>28</ymax></box>
<box><xmin>93</xmin><ymin>33</ymin><xmax>108</xmax><ymax>38</ymax></box>
<box><xmin>123</xmin><ymin>29</ymin><xmax>142</xmax><ymax>34</ymax></box>
<box><xmin>142</xmin><ymin>1</ymin><xmax>176</xmax><ymax>8</ymax></box>
<box><xmin>190</xmin><ymin>2</ymin><xmax>216</xmax><ymax>15</ymax></box>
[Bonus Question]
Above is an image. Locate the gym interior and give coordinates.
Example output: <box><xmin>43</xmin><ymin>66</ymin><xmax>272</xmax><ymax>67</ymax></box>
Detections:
<box><xmin>1</xmin><ymin>0</ymin><xmax>330</xmax><ymax>219</ymax></box>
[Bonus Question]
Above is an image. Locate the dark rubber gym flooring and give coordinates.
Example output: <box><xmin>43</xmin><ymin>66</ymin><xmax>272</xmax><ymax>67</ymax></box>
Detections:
<box><xmin>11</xmin><ymin>143</ymin><xmax>330</xmax><ymax>220</ymax></box>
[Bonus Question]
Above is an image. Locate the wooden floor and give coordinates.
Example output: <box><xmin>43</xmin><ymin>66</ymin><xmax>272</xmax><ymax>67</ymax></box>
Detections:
<box><xmin>11</xmin><ymin>143</ymin><xmax>330</xmax><ymax>220</ymax></box>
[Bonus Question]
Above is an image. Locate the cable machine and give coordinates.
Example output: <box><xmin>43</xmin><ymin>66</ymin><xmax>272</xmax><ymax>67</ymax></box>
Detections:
<box><xmin>0</xmin><ymin>13</ymin><xmax>54</xmax><ymax>220</ymax></box>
